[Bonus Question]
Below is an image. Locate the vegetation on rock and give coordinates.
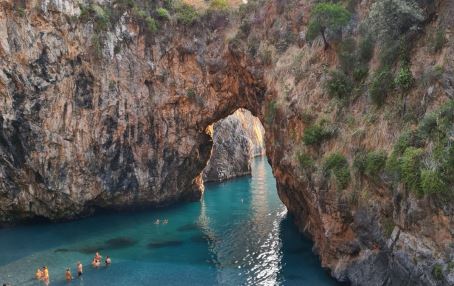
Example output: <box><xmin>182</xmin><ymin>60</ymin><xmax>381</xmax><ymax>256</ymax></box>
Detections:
<box><xmin>323</xmin><ymin>152</ymin><xmax>351</xmax><ymax>190</ymax></box>
<box><xmin>306</xmin><ymin>3</ymin><xmax>351</xmax><ymax>49</ymax></box>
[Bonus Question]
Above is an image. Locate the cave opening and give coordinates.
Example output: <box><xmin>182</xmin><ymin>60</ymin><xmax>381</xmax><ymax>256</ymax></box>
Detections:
<box><xmin>201</xmin><ymin>108</ymin><xmax>266</xmax><ymax>184</ymax></box>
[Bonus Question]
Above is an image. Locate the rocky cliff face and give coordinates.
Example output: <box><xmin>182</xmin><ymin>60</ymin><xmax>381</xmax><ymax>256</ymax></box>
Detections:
<box><xmin>0</xmin><ymin>0</ymin><xmax>453</xmax><ymax>285</ymax></box>
<box><xmin>203</xmin><ymin>109</ymin><xmax>265</xmax><ymax>182</ymax></box>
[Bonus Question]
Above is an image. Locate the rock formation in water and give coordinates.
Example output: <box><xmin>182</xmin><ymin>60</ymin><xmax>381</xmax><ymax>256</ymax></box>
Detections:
<box><xmin>0</xmin><ymin>0</ymin><xmax>453</xmax><ymax>285</ymax></box>
<box><xmin>203</xmin><ymin>109</ymin><xmax>265</xmax><ymax>182</ymax></box>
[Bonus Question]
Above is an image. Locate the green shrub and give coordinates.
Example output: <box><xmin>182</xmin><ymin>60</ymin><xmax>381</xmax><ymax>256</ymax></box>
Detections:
<box><xmin>209</xmin><ymin>0</ymin><xmax>229</xmax><ymax>10</ymax></box>
<box><xmin>448</xmin><ymin>261</ymin><xmax>454</xmax><ymax>272</ymax></box>
<box><xmin>365</xmin><ymin>151</ymin><xmax>387</xmax><ymax>177</ymax></box>
<box><xmin>145</xmin><ymin>16</ymin><xmax>158</xmax><ymax>32</ymax></box>
<box><xmin>16</xmin><ymin>7</ymin><xmax>26</xmax><ymax>17</ymax></box>
<box><xmin>156</xmin><ymin>7</ymin><xmax>170</xmax><ymax>20</ymax></box>
<box><xmin>353</xmin><ymin>65</ymin><xmax>369</xmax><ymax>82</ymax></box>
<box><xmin>378</xmin><ymin>40</ymin><xmax>401</xmax><ymax>67</ymax></box>
<box><xmin>432</xmin><ymin>29</ymin><xmax>446</xmax><ymax>53</ymax></box>
<box><xmin>421</xmin><ymin>169</ymin><xmax>447</xmax><ymax>195</ymax></box>
<box><xmin>186</xmin><ymin>88</ymin><xmax>197</xmax><ymax>98</ymax></box>
<box><xmin>92</xmin><ymin>4</ymin><xmax>110</xmax><ymax>30</ymax></box>
<box><xmin>395</xmin><ymin>65</ymin><xmax>414</xmax><ymax>91</ymax></box>
<box><xmin>369</xmin><ymin>67</ymin><xmax>394</xmax><ymax>106</ymax></box>
<box><xmin>358</xmin><ymin>34</ymin><xmax>374</xmax><ymax>63</ymax></box>
<box><xmin>133</xmin><ymin>7</ymin><xmax>148</xmax><ymax>18</ymax></box>
<box><xmin>418</xmin><ymin>112</ymin><xmax>437</xmax><ymax>137</ymax></box>
<box><xmin>325</xmin><ymin>70</ymin><xmax>353</xmax><ymax>100</ymax></box>
<box><xmin>400</xmin><ymin>147</ymin><xmax>424</xmax><ymax>196</ymax></box>
<box><xmin>337</xmin><ymin>38</ymin><xmax>357</xmax><ymax>73</ymax></box>
<box><xmin>366</xmin><ymin>0</ymin><xmax>424</xmax><ymax>43</ymax></box>
<box><xmin>297</xmin><ymin>152</ymin><xmax>315</xmax><ymax>170</ymax></box>
<box><xmin>323</xmin><ymin>152</ymin><xmax>351</xmax><ymax>190</ymax></box>
<box><xmin>306</xmin><ymin>3</ymin><xmax>351</xmax><ymax>49</ymax></box>
<box><xmin>353</xmin><ymin>151</ymin><xmax>367</xmax><ymax>174</ymax></box>
<box><xmin>302</xmin><ymin>124</ymin><xmax>334</xmax><ymax>146</ymax></box>
<box><xmin>176</xmin><ymin>3</ymin><xmax>199</xmax><ymax>25</ymax></box>
<box><xmin>432</xmin><ymin>264</ymin><xmax>443</xmax><ymax>281</ymax></box>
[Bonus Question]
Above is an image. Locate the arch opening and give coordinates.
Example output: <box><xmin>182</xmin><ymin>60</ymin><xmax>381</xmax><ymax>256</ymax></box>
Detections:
<box><xmin>201</xmin><ymin>108</ymin><xmax>266</xmax><ymax>184</ymax></box>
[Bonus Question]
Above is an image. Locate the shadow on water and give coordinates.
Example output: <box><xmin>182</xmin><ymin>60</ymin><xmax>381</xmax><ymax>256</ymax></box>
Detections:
<box><xmin>177</xmin><ymin>223</ymin><xmax>200</xmax><ymax>232</ymax></box>
<box><xmin>75</xmin><ymin>237</ymin><xmax>138</xmax><ymax>254</ymax></box>
<box><xmin>278</xmin><ymin>215</ymin><xmax>348</xmax><ymax>285</ymax></box>
<box><xmin>147</xmin><ymin>240</ymin><xmax>184</xmax><ymax>249</ymax></box>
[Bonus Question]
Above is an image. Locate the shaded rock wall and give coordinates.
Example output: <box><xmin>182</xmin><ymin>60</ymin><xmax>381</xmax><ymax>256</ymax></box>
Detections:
<box><xmin>203</xmin><ymin>108</ymin><xmax>265</xmax><ymax>182</ymax></box>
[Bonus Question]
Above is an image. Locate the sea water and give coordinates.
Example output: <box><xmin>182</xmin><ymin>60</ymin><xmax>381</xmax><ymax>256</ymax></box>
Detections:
<box><xmin>0</xmin><ymin>157</ymin><xmax>339</xmax><ymax>286</ymax></box>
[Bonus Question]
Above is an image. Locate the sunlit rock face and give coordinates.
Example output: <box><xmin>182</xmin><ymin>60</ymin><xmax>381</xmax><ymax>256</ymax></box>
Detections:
<box><xmin>203</xmin><ymin>109</ymin><xmax>265</xmax><ymax>182</ymax></box>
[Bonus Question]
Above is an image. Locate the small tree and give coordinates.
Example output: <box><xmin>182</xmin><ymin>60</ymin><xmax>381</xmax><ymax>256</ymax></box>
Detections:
<box><xmin>306</xmin><ymin>3</ymin><xmax>351</xmax><ymax>50</ymax></box>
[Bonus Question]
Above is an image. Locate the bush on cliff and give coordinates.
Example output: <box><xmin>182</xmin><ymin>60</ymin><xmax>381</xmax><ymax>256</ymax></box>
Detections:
<box><xmin>369</xmin><ymin>66</ymin><xmax>394</xmax><ymax>106</ymax></box>
<box><xmin>176</xmin><ymin>3</ymin><xmax>199</xmax><ymax>25</ymax></box>
<box><xmin>209</xmin><ymin>0</ymin><xmax>229</xmax><ymax>10</ymax></box>
<box><xmin>323</xmin><ymin>152</ymin><xmax>351</xmax><ymax>190</ymax></box>
<box><xmin>325</xmin><ymin>70</ymin><xmax>353</xmax><ymax>100</ymax></box>
<box><xmin>297</xmin><ymin>152</ymin><xmax>315</xmax><ymax>171</ymax></box>
<box><xmin>421</xmin><ymin>170</ymin><xmax>447</xmax><ymax>196</ymax></box>
<box><xmin>306</xmin><ymin>3</ymin><xmax>351</xmax><ymax>49</ymax></box>
<box><xmin>400</xmin><ymin>147</ymin><xmax>424</xmax><ymax>196</ymax></box>
<box><xmin>156</xmin><ymin>7</ymin><xmax>171</xmax><ymax>20</ymax></box>
<box><xmin>395</xmin><ymin>65</ymin><xmax>414</xmax><ymax>92</ymax></box>
<box><xmin>366</xmin><ymin>0</ymin><xmax>424</xmax><ymax>43</ymax></box>
<box><xmin>302</xmin><ymin>122</ymin><xmax>335</xmax><ymax>146</ymax></box>
<box><xmin>432</xmin><ymin>264</ymin><xmax>443</xmax><ymax>281</ymax></box>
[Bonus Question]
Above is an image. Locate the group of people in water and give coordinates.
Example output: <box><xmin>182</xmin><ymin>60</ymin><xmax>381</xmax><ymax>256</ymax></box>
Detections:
<box><xmin>34</xmin><ymin>252</ymin><xmax>111</xmax><ymax>284</ymax></box>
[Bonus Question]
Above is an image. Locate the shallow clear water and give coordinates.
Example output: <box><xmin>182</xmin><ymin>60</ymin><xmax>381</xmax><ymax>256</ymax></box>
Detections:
<box><xmin>0</xmin><ymin>157</ymin><xmax>339</xmax><ymax>286</ymax></box>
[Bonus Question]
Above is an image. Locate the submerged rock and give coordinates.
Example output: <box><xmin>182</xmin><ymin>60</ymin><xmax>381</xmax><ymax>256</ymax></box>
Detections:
<box><xmin>147</xmin><ymin>240</ymin><xmax>184</xmax><ymax>249</ymax></box>
<box><xmin>177</xmin><ymin>223</ymin><xmax>200</xmax><ymax>232</ymax></box>
<box><xmin>104</xmin><ymin>237</ymin><xmax>137</xmax><ymax>249</ymax></box>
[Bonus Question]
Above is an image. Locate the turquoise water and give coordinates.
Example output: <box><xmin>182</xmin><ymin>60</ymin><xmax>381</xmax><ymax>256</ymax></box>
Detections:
<box><xmin>0</xmin><ymin>157</ymin><xmax>339</xmax><ymax>286</ymax></box>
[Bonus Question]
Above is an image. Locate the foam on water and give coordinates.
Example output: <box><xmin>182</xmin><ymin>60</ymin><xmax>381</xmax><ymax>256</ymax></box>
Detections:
<box><xmin>0</xmin><ymin>157</ymin><xmax>339</xmax><ymax>286</ymax></box>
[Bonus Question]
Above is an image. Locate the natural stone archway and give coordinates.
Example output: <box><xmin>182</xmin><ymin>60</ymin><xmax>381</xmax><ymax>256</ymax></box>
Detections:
<box><xmin>202</xmin><ymin>109</ymin><xmax>265</xmax><ymax>183</ymax></box>
<box><xmin>0</xmin><ymin>1</ymin><xmax>269</xmax><ymax>224</ymax></box>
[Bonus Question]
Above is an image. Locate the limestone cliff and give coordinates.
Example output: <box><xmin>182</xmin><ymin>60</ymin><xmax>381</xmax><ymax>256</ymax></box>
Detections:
<box><xmin>203</xmin><ymin>109</ymin><xmax>265</xmax><ymax>182</ymax></box>
<box><xmin>0</xmin><ymin>0</ymin><xmax>453</xmax><ymax>285</ymax></box>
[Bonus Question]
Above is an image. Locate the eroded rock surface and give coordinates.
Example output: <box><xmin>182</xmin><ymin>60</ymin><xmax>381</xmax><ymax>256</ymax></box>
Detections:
<box><xmin>0</xmin><ymin>0</ymin><xmax>453</xmax><ymax>285</ymax></box>
<box><xmin>203</xmin><ymin>108</ymin><xmax>265</xmax><ymax>182</ymax></box>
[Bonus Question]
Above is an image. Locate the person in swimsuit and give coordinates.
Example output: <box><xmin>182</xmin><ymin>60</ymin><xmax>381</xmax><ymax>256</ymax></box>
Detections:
<box><xmin>77</xmin><ymin>261</ymin><xmax>83</xmax><ymax>277</ymax></box>
<box><xmin>105</xmin><ymin>256</ymin><xmax>111</xmax><ymax>266</ymax></box>
<box><xmin>95</xmin><ymin>252</ymin><xmax>102</xmax><ymax>261</ymax></box>
<box><xmin>65</xmin><ymin>268</ymin><xmax>72</xmax><ymax>282</ymax></box>
<box><xmin>42</xmin><ymin>266</ymin><xmax>49</xmax><ymax>285</ymax></box>
<box><xmin>35</xmin><ymin>268</ymin><xmax>42</xmax><ymax>280</ymax></box>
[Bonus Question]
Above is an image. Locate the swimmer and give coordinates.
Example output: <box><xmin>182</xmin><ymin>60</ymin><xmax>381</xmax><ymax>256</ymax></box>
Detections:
<box><xmin>77</xmin><ymin>261</ymin><xmax>83</xmax><ymax>277</ymax></box>
<box><xmin>105</xmin><ymin>256</ymin><xmax>111</xmax><ymax>266</ymax></box>
<box><xmin>95</xmin><ymin>251</ymin><xmax>102</xmax><ymax>261</ymax></box>
<box><xmin>162</xmin><ymin>219</ymin><xmax>168</xmax><ymax>225</ymax></box>
<box><xmin>65</xmin><ymin>268</ymin><xmax>72</xmax><ymax>282</ymax></box>
<box><xmin>154</xmin><ymin>219</ymin><xmax>160</xmax><ymax>224</ymax></box>
<box><xmin>35</xmin><ymin>268</ymin><xmax>42</xmax><ymax>280</ymax></box>
<box><xmin>42</xmin><ymin>266</ymin><xmax>49</xmax><ymax>284</ymax></box>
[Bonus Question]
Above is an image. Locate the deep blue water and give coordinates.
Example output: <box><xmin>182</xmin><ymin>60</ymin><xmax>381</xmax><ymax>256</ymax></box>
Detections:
<box><xmin>0</xmin><ymin>157</ymin><xmax>339</xmax><ymax>286</ymax></box>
